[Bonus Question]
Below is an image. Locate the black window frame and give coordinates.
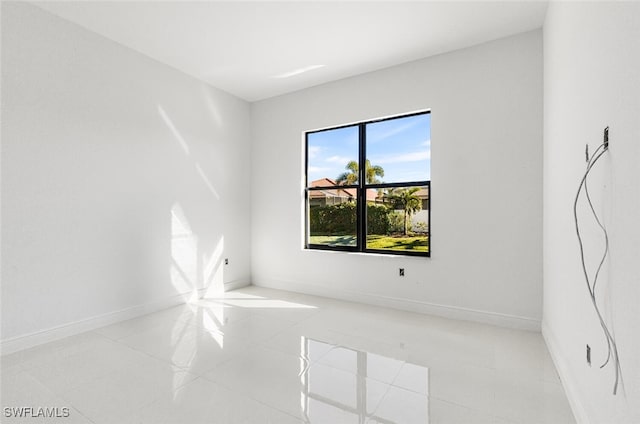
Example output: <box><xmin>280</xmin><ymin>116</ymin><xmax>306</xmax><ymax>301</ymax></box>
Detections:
<box><xmin>305</xmin><ymin>111</ymin><xmax>431</xmax><ymax>257</ymax></box>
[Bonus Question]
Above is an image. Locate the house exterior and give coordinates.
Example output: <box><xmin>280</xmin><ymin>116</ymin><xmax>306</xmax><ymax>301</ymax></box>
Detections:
<box><xmin>309</xmin><ymin>178</ymin><xmax>379</xmax><ymax>206</ymax></box>
<box><xmin>309</xmin><ymin>178</ymin><xmax>429</xmax><ymax>209</ymax></box>
<box><xmin>414</xmin><ymin>187</ymin><xmax>430</xmax><ymax>209</ymax></box>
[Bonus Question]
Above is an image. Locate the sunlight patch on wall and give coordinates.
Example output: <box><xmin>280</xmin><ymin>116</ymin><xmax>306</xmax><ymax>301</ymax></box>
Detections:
<box><xmin>202</xmin><ymin>88</ymin><xmax>224</xmax><ymax>128</ymax></box>
<box><xmin>158</xmin><ymin>105</ymin><xmax>190</xmax><ymax>156</ymax></box>
<box><xmin>202</xmin><ymin>236</ymin><xmax>225</xmax><ymax>298</ymax></box>
<box><xmin>195</xmin><ymin>163</ymin><xmax>220</xmax><ymax>200</ymax></box>
<box><xmin>171</xmin><ymin>203</ymin><xmax>198</xmax><ymax>295</ymax></box>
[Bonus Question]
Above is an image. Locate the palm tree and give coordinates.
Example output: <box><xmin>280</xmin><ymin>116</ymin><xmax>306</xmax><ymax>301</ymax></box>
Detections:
<box><xmin>385</xmin><ymin>187</ymin><xmax>422</xmax><ymax>235</ymax></box>
<box><xmin>336</xmin><ymin>160</ymin><xmax>384</xmax><ymax>185</ymax></box>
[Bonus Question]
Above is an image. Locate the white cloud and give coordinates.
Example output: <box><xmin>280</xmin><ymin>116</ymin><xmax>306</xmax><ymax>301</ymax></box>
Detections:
<box><xmin>395</xmin><ymin>170</ymin><xmax>431</xmax><ymax>181</ymax></box>
<box><xmin>325</xmin><ymin>155</ymin><xmax>352</xmax><ymax>164</ymax></box>
<box><xmin>308</xmin><ymin>166</ymin><xmax>331</xmax><ymax>173</ymax></box>
<box><xmin>368</xmin><ymin>119</ymin><xmax>423</xmax><ymax>143</ymax></box>
<box><xmin>373</xmin><ymin>151</ymin><xmax>430</xmax><ymax>164</ymax></box>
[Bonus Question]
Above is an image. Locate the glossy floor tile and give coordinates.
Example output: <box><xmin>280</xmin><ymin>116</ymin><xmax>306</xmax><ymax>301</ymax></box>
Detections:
<box><xmin>1</xmin><ymin>286</ymin><xmax>575</xmax><ymax>423</ymax></box>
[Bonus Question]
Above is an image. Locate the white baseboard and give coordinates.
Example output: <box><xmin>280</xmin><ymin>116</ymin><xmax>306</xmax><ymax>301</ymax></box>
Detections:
<box><xmin>253</xmin><ymin>277</ymin><xmax>541</xmax><ymax>331</ymax></box>
<box><xmin>1</xmin><ymin>289</ymin><xmax>206</xmax><ymax>356</ymax></box>
<box><xmin>2</xmin><ymin>277</ymin><xmax>538</xmax><ymax>356</ymax></box>
<box><xmin>224</xmin><ymin>278</ymin><xmax>251</xmax><ymax>292</ymax></box>
<box><xmin>542</xmin><ymin>321</ymin><xmax>589</xmax><ymax>424</ymax></box>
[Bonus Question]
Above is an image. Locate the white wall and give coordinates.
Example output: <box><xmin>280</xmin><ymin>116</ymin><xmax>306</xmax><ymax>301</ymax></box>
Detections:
<box><xmin>543</xmin><ymin>3</ymin><xmax>640</xmax><ymax>423</ymax></box>
<box><xmin>251</xmin><ymin>30</ymin><xmax>543</xmax><ymax>329</ymax></box>
<box><xmin>1</xmin><ymin>2</ymin><xmax>251</xmax><ymax>350</ymax></box>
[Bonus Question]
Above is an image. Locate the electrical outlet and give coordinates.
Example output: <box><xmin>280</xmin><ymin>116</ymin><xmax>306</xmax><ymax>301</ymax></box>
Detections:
<box><xmin>224</xmin><ymin>258</ymin><xmax>229</xmax><ymax>265</ymax></box>
<box><xmin>587</xmin><ymin>344</ymin><xmax>591</xmax><ymax>366</ymax></box>
<box><xmin>399</xmin><ymin>268</ymin><xmax>405</xmax><ymax>277</ymax></box>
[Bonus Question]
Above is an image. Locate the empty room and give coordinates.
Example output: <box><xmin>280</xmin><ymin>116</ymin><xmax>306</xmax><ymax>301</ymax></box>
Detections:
<box><xmin>1</xmin><ymin>1</ymin><xmax>639</xmax><ymax>423</ymax></box>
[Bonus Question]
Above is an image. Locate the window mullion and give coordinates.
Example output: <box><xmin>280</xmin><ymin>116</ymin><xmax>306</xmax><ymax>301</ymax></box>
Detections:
<box><xmin>358</xmin><ymin>123</ymin><xmax>367</xmax><ymax>252</ymax></box>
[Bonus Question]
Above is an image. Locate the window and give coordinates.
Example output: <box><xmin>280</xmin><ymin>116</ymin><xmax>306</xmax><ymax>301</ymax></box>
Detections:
<box><xmin>305</xmin><ymin>111</ymin><xmax>430</xmax><ymax>256</ymax></box>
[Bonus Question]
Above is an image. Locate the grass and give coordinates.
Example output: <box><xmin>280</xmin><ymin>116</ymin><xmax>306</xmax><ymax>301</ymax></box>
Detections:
<box><xmin>309</xmin><ymin>234</ymin><xmax>428</xmax><ymax>252</ymax></box>
<box><xmin>367</xmin><ymin>234</ymin><xmax>429</xmax><ymax>252</ymax></box>
<box><xmin>309</xmin><ymin>235</ymin><xmax>357</xmax><ymax>247</ymax></box>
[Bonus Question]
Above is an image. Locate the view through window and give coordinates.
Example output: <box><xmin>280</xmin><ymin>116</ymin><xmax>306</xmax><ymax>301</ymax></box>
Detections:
<box><xmin>305</xmin><ymin>112</ymin><xmax>431</xmax><ymax>256</ymax></box>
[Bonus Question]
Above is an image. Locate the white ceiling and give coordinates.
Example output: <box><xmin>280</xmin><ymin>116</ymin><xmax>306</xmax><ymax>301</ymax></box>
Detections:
<box><xmin>33</xmin><ymin>1</ymin><xmax>548</xmax><ymax>102</ymax></box>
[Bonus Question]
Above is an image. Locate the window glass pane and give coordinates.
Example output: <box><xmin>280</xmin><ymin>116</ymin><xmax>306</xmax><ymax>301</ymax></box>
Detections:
<box><xmin>308</xmin><ymin>125</ymin><xmax>359</xmax><ymax>186</ymax></box>
<box><xmin>365</xmin><ymin>114</ymin><xmax>430</xmax><ymax>184</ymax></box>
<box><xmin>308</xmin><ymin>192</ymin><xmax>358</xmax><ymax>247</ymax></box>
<box><xmin>366</xmin><ymin>186</ymin><xmax>429</xmax><ymax>253</ymax></box>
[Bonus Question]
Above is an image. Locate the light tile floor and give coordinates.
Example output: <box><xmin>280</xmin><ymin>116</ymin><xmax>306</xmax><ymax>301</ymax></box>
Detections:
<box><xmin>1</xmin><ymin>286</ymin><xmax>575</xmax><ymax>423</ymax></box>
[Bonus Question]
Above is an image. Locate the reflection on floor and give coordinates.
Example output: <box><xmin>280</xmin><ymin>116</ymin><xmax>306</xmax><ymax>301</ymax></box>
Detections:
<box><xmin>1</xmin><ymin>286</ymin><xmax>575</xmax><ymax>423</ymax></box>
<box><xmin>302</xmin><ymin>337</ymin><xmax>429</xmax><ymax>423</ymax></box>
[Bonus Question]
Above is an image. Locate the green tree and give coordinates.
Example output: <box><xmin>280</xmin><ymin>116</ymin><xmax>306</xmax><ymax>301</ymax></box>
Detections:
<box><xmin>385</xmin><ymin>187</ymin><xmax>422</xmax><ymax>235</ymax></box>
<box><xmin>336</xmin><ymin>160</ymin><xmax>385</xmax><ymax>185</ymax></box>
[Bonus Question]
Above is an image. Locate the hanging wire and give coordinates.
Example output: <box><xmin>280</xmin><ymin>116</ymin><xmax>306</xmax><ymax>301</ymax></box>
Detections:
<box><xmin>572</xmin><ymin>142</ymin><xmax>621</xmax><ymax>395</ymax></box>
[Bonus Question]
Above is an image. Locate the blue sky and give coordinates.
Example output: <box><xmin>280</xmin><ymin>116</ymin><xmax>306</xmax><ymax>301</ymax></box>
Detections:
<box><xmin>307</xmin><ymin>113</ymin><xmax>430</xmax><ymax>184</ymax></box>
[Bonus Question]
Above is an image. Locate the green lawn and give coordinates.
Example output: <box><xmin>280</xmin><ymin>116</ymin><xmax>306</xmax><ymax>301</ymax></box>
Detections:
<box><xmin>309</xmin><ymin>235</ymin><xmax>357</xmax><ymax>247</ymax></box>
<box><xmin>367</xmin><ymin>234</ymin><xmax>428</xmax><ymax>252</ymax></box>
<box><xmin>309</xmin><ymin>234</ymin><xmax>428</xmax><ymax>252</ymax></box>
